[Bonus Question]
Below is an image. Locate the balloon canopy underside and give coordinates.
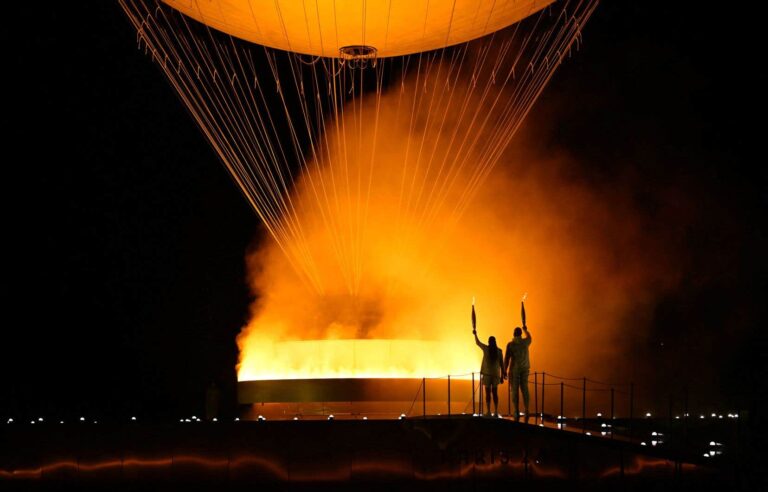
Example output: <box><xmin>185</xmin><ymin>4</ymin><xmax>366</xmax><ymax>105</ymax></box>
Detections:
<box><xmin>161</xmin><ymin>0</ymin><xmax>555</xmax><ymax>58</ymax></box>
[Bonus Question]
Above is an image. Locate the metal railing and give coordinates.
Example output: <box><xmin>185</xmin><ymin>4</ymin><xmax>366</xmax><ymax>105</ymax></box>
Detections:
<box><xmin>397</xmin><ymin>369</ymin><xmax>719</xmax><ymax>447</ymax></box>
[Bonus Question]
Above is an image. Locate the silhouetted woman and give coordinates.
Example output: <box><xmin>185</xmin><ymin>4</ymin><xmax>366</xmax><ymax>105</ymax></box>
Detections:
<box><xmin>474</xmin><ymin>330</ymin><xmax>504</xmax><ymax>416</ymax></box>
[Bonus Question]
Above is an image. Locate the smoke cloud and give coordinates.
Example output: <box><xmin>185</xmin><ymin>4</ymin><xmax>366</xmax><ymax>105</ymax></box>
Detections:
<box><xmin>236</xmin><ymin>63</ymin><xmax>683</xmax><ymax>386</ymax></box>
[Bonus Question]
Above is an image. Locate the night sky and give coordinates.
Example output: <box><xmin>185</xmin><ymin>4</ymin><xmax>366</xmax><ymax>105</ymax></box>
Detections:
<box><xmin>2</xmin><ymin>2</ymin><xmax>766</xmax><ymax>420</ymax></box>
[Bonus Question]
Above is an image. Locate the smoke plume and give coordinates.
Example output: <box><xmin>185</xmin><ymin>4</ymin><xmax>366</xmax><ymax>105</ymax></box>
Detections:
<box><xmin>236</xmin><ymin>64</ymin><xmax>682</xmax><ymax>385</ymax></box>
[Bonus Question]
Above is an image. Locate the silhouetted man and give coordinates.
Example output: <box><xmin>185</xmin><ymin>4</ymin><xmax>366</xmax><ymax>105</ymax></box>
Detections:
<box><xmin>504</xmin><ymin>324</ymin><xmax>532</xmax><ymax>422</ymax></box>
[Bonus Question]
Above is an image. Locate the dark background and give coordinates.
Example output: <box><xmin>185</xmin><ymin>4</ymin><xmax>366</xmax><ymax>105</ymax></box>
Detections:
<box><xmin>2</xmin><ymin>2</ymin><xmax>766</xmax><ymax>420</ymax></box>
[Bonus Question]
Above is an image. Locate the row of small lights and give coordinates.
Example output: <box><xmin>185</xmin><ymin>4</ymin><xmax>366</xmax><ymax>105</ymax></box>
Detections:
<box><xmin>5</xmin><ymin>413</ymin><xmax>730</xmax><ymax>460</ymax></box>
<box><xmin>244</xmin><ymin>413</ymin><xmax>731</xmax><ymax>455</ymax></box>
<box><xmin>265</xmin><ymin>411</ymin><xmax>735</xmax><ymax>422</ymax></box>
<box><xmin>4</xmin><ymin>414</ymin><xmax>734</xmax><ymax>456</ymax></box>
<box><xmin>5</xmin><ymin>411</ymin><xmax>739</xmax><ymax>425</ymax></box>
<box><xmin>6</xmin><ymin>416</ymin><xmax>139</xmax><ymax>425</ymax></box>
<box><xmin>531</xmin><ymin>411</ymin><xmax>739</xmax><ymax>420</ymax></box>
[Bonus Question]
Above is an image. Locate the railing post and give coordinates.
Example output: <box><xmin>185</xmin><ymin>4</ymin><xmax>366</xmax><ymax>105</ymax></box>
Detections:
<box><xmin>534</xmin><ymin>372</ymin><xmax>539</xmax><ymax>425</ymax></box>
<box><xmin>541</xmin><ymin>372</ymin><xmax>546</xmax><ymax>425</ymax></box>
<box><xmin>610</xmin><ymin>387</ymin><xmax>615</xmax><ymax>439</ymax></box>
<box><xmin>560</xmin><ymin>382</ymin><xmax>564</xmax><ymax>427</ymax></box>
<box><xmin>479</xmin><ymin>380</ymin><xmax>484</xmax><ymax>415</ymax></box>
<box><xmin>422</xmin><ymin>377</ymin><xmax>426</xmax><ymax>418</ymax></box>
<box><xmin>472</xmin><ymin>372</ymin><xmax>476</xmax><ymax>415</ymax></box>
<box><xmin>582</xmin><ymin>377</ymin><xmax>587</xmax><ymax>434</ymax></box>
<box><xmin>447</xmin><ymin>375</ymin><xmax>451</xmax><ymax>416</ymax></box>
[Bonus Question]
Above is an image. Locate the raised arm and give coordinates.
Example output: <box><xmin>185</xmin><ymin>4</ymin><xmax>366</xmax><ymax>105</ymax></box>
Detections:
<box><xmin>474</xmin><ymin>330</ymin><xmax>485</xmax><ymax>348</ymax></box>
<box><xmin>524</xmin><ymin>325</ymin><xmax>532</xmax><ymax>345</ymax></box>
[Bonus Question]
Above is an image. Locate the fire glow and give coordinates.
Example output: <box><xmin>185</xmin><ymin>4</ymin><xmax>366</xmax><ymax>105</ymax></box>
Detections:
<box><xmin>237</xmin><ymin>339</ymin><xmax>472</xmax><ymax>380</ymax></box>
<box><xmin>236</xmin><ymin>72</ymin><xmax>678</xmax><ymax>382</ymax></box>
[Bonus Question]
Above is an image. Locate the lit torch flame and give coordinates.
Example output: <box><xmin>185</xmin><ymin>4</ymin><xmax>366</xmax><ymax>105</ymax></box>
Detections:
<box><xmin>521</xmin><ymin>292</ymin><xmax>527</xmax><ymax>327</ymax></box>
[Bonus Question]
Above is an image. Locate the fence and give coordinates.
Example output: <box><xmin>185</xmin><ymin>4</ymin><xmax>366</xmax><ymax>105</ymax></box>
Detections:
<box><xmin>400</xmin><ymin>369</ymin><xmax>709</xmax><ymax>444</ymax></box>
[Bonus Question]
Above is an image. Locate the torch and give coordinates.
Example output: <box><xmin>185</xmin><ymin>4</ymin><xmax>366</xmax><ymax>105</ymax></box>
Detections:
<box><xmin>521</xmin><ymin>292</ymin><xmax>528</xmax><ymax>328</ymax></box>
<box><xmin>471</xmin><ymin>297</ymin><xmax>477</xmax><ymax>334</ymax></box>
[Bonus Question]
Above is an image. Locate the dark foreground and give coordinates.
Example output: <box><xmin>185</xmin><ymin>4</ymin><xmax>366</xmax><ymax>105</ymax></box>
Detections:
<box><xmin>0</xmin><ymin>416</ymin><xmax>745</xmax><ymax>491</ymax></box>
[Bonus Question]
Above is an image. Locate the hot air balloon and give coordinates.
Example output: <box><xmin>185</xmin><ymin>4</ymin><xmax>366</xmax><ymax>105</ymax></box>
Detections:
<box><xmin>159</xmin><ymin>0</ymin><xmax>556</xmax><ymax>58</ymax></box>
<box><xmin>121</xmin><ymin>0</ymin><xmax>596</xmax><ymax>293</ymax></box>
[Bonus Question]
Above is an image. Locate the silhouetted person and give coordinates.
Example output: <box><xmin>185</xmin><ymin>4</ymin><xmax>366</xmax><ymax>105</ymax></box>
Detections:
<box><xmin>205</xmin><ymin>380</ymin><xmax>220</xmax><ymax>421</ymax></box>
<box><xmin>505</xmin><ymin>324</ymin><xmax>532</xmax><ymax>422</ymax></box>
<box><xmin>474</xmin><ymin>330</ymin><xmax>504</xmax><ymax>416</ymax></box>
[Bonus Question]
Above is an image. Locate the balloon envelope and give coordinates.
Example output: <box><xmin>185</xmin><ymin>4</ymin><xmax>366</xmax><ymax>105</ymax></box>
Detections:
<box><xmin>161</xmin><ymin>0</ymin><xmax>554</xmax><ymax>58</ymax></box>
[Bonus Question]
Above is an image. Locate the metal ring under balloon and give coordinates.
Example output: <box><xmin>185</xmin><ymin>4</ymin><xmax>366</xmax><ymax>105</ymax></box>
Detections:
<box><xmin>339</xmin><ymin>45</ymin><xmax>378</xmax><ymax>69</ymax></box>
